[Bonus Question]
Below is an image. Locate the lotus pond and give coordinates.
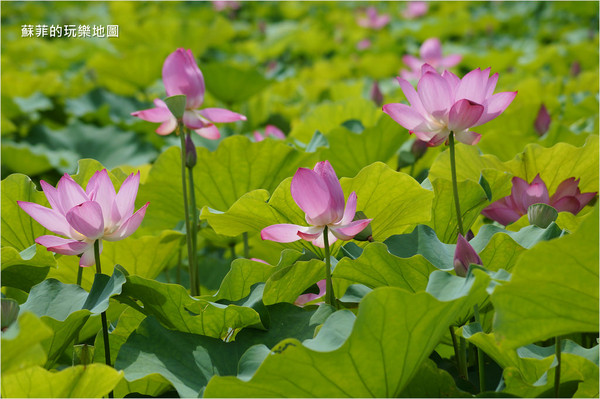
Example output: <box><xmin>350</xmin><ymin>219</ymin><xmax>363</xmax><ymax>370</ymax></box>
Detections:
<box><xmin>1</xmin><ymin>1</ymin><xmax>599</xmax><ymax>398</ymax></box>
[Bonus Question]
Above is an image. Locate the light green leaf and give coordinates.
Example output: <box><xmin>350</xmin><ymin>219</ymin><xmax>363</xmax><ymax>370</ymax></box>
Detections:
<box><xmin>289</xmin><ymin>98</ymin><xmax>381</xmax><ymax>143</ymax></box>
<box><xmin>1</xmin><ymin>141</ymin><xmax>77</xmax><ymax>176</ymax></box>
<box><xmin>0</xmin><ymin>364</ymin><xmax>123</xmax><ymax>398</ymax></box>
<box><xmin>210</xmin><ymin>258</ymin><xmax>276</xmax><ymax>302</ymax></box>
<box><xmin>205</xmin><ymin>278</ymin><xmax>487</xmax><ymax>397</ymax></box>
<box><xmin>1</xmin><ymin>312</ymin><xmax>52</xmax><ymax>375</ymax></box>
<box><xmin>339</xmin><ymin>162</ymin><xmax>434</xmax><ymax>240</ymax></box>
<box><xmin>322</xmin><ymin>116</ymin><xmax>407</xmax><ymax>178</ymax></box>
<box><xmin>1</xmin><ymin>244</ymin><xmax>56</xmax><ymax>292</ymax></box>
<box><xmin>333</xmin><ymin>242</ymin><xmax>437</xmax><ymax>293</ymax></box>
<box><xmin>263</xmin><ymin>259</ymin><xmax>325</xmax><ymax>305</ymax></box>
<box><xmin>492</xmin><ymin>205</ymin><xmax>599</xmax><ymax>349</ymax></box>
<box><xmin>203</xmin><ymin>63</ymin><xmax>272</xmax><ymax>104</ymax></box>
<box><xmin>138</xmin><ymin>136</ymin><xmax>318</xmax><ymax>232</ymax></box>
<box><xmin>115</xmin><ymin>275</ymin><xmax>262</xmax><ymax>338</ymax></box>
<box><xmin>1</xmin><ymin>174</ymin><xmax>50</xmax><ymax>250</ymax></box>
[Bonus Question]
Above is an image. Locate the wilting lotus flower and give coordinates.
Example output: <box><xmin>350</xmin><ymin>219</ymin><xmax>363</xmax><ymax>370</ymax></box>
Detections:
<box><xmin>400</xmin><ymin>38</ymin><xmax>462</xmax><ymax>81</ymax></box>
<box><xmin>261</xmin><ymin>161</ymin><xmax>372</xmax><ymax>248</ymax></box>
<box><xmin>295</xmin><ymin>280</ymin><xmax>326</xmax><ymax>307</ymax></box>
<box><xmin>253</xmin><ymin>125</ymin><xmax>285</xmax><ymax>142</ymax></box>
<box><xmin>132</xmin><ymin>48</ymin><xmax>246</xmax><ymax>139</ymax></box>
<box><xmin>357</xmin><ymin>6</ymin><xmax>390</xmax><ymax>30</ymax></box>
<box><xmin>17</xmin><ymin>170</ymin><xmax>149</xmax><ymax>267</ymax></box>
<box><xmin>453</xmin><ymin>234</ymin><xmax>482</xmax><ymax>277</ymax></box>
<box><xmin>482</xmin><ymin>174</ymin><xmax>597</xmax><ymax>225</ymax></box>
<box><xmin>402</xmin><ymin>1</ymin><xmax>428</xmax><ymax>19</ymax></box>
<box><xmin>383</xmin><ymin>64</ymin><xmax>517</xmax><ymax>146</ymax></box>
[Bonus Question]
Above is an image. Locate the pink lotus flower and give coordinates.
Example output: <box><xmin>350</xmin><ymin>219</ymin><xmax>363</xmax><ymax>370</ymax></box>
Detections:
<box><xmin>295</xmin><ymin>280</ymin><xmax>326</xmax><ymax>307</ymax></box>
<box><xmin>17</xmin><ymin>170</ymin><xmax>149</xmax><ymax>267</ymax></box>
<box><xmin>402</xmin><ymin>1</ymin><xmax>428</xmax><ymax>19</ymax></box>
<box><xmin>357</xmin><ymin>7</ymin><xmax>390</xmax><ymax>30</ymax></box>
<box><xmin>400</xmin><ymin>38</ymin><xmax>462</xmax><ymax>82</ymax></box>
<box><xmin>482</xmin><ymin>175</ymin><xmax>597</xmax><ymax>226</ymax></box>
<box><xmin>253</xmin><ymin>125</ymin><xmax>285</xmax><ymax>142</ymax></box>
<box><xmin>453</xmin><ymin>233</ymin><xmax>482</xmax><ymax>277</ymax></box>
<box><xmin>383</xmin><ymin>64</ymin><xmax>517</xmax><ymax>146</ymax></box>
<box><xmin>356</xmin><ymin>38</ymin><xmax>372</xmax><ymax>51</ymax></box>
<box><xmin>212</xmin><ymin>1</ymin><xmax>240</xmax><ymax>11</ymax></box>
<box><xmin>261</xmin><ymin>161</ymin><xmax>372</xmax><ymax>248</ymax></box>
<box><xmin>132</xmin><ymin>48</ymin><xmax>246</xmax><ymax>139</ymax></box>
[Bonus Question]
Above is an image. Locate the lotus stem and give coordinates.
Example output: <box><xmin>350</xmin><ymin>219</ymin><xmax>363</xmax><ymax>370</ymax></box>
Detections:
<box><xmin>449</xmin><ymin>326</ymin><xmax>466</xmax><ymax>379</ymax></box>
<box><xmin>322</xmin><ymin>226</ymin><xmax>337</xmax><ymax>308</ymax></box>
<box><xmin>474</xmin><ymin>304</ymin><xmax>486</xmax><ymax>392</ymax></box>
<box><xmin>185</xmin><ymin>136</ymin><xmax>200</xmax><ymax>296</ymax></box>
<box><xmin>94</xmin><ymin>240</ymin><xmax>113</xmax><ymax>398</ymax></box>
<box><xmin>178</xmin><ymin>124</ymin><xmax>199</xmax><ymax>296</ymax></box>
<box><xmin>459</xmin><ymin>336</ymin><xmax>468</xmax><ymax>380</ymax></box>
<box><xmin>449</xmin><ymin>133</ymin><xmax>464</xmax><ymax>236</ymax></box>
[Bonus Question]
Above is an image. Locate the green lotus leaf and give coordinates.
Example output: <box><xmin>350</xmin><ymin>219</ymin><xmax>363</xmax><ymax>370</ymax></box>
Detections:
<box><xmin>0</xmin><ymin>364</ymin><xmax>123</xmax><ymax>398</ymax></box>
<box><xmin>138</xmin><ymin>135</ymin><xmax>318</xmax><ymax>232</ymax></box>
<box><xmin>204</xmin><ymin>276</ymin><xmax>488</xmax><ymax>398</ymax></box>
<box><xmin>115</xmin><ymin>274</ymin><xmax>263</xmax><ymax>338</ymax></box>
<box><xmin>1</xmin><ymin>312</ymin><xmax>53</xmax><ymax>375</ymax></box>
<box><xmin>1</xmin><ymin>244</ymin><xmax>56</xmax><ymax>292</ymax></box>
<box><xmin>492</xmin><ymin>205</ymin><xmax>599</xmax><ymax>349</ymax></box>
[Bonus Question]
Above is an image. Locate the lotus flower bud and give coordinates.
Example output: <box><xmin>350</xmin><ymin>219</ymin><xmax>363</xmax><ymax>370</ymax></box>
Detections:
<box><xmin>527</xmin><ymin>203</ymin><xmax>558</xmax><ymax>228</ymax></box>
<box><xmin>371</xmin><ymin>81</ymin><xmax>384</xmax><ymax>107</ymax></box>
<box><xmin>411</xmin><ymin>138</ymin><xmax>428</xmax><ymax>160</ymax></box>
<box><xmin>453</xmin><ymin>234</ymin><xmax>482</xmax><ymax>277</ymax></box>
<box><xmin>1</xmin><ymin>299</ymin><xmax>19</xmax><ymax>332</ymax></box>
<box><xmin>185</xmin><ymin>134</ymin><xmax>197</xmax><ymax>168</ymax></box>
<box><xmin>570</xmin><ymin>61</ymin><xmax>581</xmax><ymax>77</ymax></box>
<box><xmin>534</xmin><ymin>104</ymin><xmax>551</xmax><ymax>136</ymax></box>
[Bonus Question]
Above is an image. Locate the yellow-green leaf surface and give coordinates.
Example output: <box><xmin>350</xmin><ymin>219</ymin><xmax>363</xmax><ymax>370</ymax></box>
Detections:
<box><xmin>492</xmin><ymin>205</ymin><xmax>599</xmax><ymax>348</ymax></box>
<box><xmin>1</xmin><ymin>312</ymin><xmax>52</xmax><ymax>375</ymax></box>
<box><xmin>138</xmin><ymin>136</ymin><xmax>318</xmax><ymax>232</ymax></box>
<box><xmin>1</xmin><ymin>364</ymin><xmax>123</xmax><ymax>398</ymax></box>
<box><xmin>204</xmin><ymin>278</ymin><xmax>487</xmax><ymax>398</ymax></box>
<box><xmin>1</xmin><ymin>245</ymin><xmax>56</xmax><ymax>292</ymax></box>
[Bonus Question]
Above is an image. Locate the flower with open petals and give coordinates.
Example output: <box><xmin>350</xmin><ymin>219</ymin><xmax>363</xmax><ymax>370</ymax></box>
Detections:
<box><xmin>253</xmin><ymin>125</ymin><xmax>285</xmax><ymax>142</ymax></box>
<box><xmin>132</xmin><ymin>48</ymin><xmax>246</xmax><ymax>139</ymax></box>
<box><xmin>261</xmin><ymin>161</ymin><xmax>372</xmax><ymax>248</ymax></box>
<box><xmin>17</xmin><ymin>170</ymin><xmax>149</xmax><ymax>267</ymax></box>
<box><xmin>453</xmin><ymin>234</ymin><xmax>482</xmax><ymax>277</ymax></box>
<box><xmin>295</xmin><ymin>280</ymin><xmax>326</xmax><ymax>307</ymax></box>
<box><xmin>403</xmin><ymin>1</ymin><xmax>428</xmax><ymax>19</ymax></box>
<box><xmin>383</xmin><ymin>64</ymin><xmax>517</xmax><ymax>146</ymax></box>
<box><xmin>482</xmin><ymin>174</ymin><xmax>597</xmax><ymax>225</ymax></box>
<box><xmin>400</xmin><ymin>38</ymin><xmax>462</xmax><ymax>82</ymax></box>
<box><xmin>357</xmin><ymin>7</ymin><xmax>390</xmax><ymax>30</ymax></box>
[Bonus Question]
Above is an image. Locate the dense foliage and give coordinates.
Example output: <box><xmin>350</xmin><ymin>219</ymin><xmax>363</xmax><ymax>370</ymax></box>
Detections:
<box><xmin>1</xmin><ymin>2</ymin><xmax>598</xmax><ymax>398</ymax></box>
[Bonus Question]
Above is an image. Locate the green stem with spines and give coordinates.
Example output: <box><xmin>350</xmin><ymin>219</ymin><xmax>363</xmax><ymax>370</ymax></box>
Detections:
<box><xmin>94</xmin><ymin>240</ymin><xmax>113</xmax><ymax>399</ymax></box>
<box><xmin>474</xmin><ymin>304</ymin><xmax>486</xmax><ymax>392</ymax></box>
<box><xmin>178</xmin><ymin>124</ymin><xmax>199</xmax><ymax>296</ymax></box>
<box><xmin>185</xmin><ymin>134</ymin><xmax>200</xmax><ymax>296</ymax></box>
<box><xmin>448</xmin><ymin>133</ymin><xmax>464</xmax><ymax>236</ymax></box>
<box><xmin>322</xmin><ymin>226</ymin><xmax>337</xmax><ymax>308</ymax></box>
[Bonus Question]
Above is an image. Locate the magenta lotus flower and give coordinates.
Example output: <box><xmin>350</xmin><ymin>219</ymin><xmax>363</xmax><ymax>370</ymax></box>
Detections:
<box><xmin>261</xmin><ymin>161</ymin><xmax>372</xmax><ymax>248</ymax></box>
<box><xmin>295</xmin><ymin>280</ymin><xmax>326</xmax><ymax>307</ymax></box>
<box><xmin>383</xmin><ymin>64</ymin><xmax>517</xmax><ymax>146</ymax></box>
<box><xmin>402</xmin><ymin>1</ymin><xmax>428</xmax><ymax>19</ymax></box>
<box><xmin>400</xmin><ymin>38</ymin><xmax>462</xmax><ymax>82</ymax></box>
<box><xmin>357</xmin><ymin>7</ymin><xmax>390</xmax><ymax>30</ymax></box>
<box><xmin>212</xmin><ymin>1</ymin><xmax>240</xmax><ymax>11</ymax></box>
<box><xmin>253</xmin><ymin>125</ymin><xmax>285</xmax><ymax>142</ymax></box>
<box><xmin>356</xmin><ymin>38</ymin><xmax>372</xmax><ymax>51</ymax></box>
<box><xmin>131</xmin><ymin>48</ymin><xmax>246</xmax><ymax>139</ymax></box>
<box><xmin>17</xmin><ymin>170</ymin><xmax>149</xmax><ymax>267</ymax></box>
<box><xmin>453</xmin><ymin>234</ymin><xmax>482</xmax><ymax>277</ymax></box>
<box><xmin>482</xmin><ymin>175</ymin><xmax>597</xmax><ymax>226</ymax></box>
